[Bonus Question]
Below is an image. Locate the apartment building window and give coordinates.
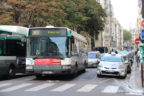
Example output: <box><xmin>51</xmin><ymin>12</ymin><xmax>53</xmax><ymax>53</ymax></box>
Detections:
<box><xmin>104</xmin><ymin>0</ymin><xmax>107</xmax><ymax>7</ymax></box>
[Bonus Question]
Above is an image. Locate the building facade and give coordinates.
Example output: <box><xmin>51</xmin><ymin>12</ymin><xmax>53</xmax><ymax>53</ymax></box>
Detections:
<box><xmin>96</xmin><ymin>0</ymin><xmax>123</xmax><ymax>50</ymax></box>
<box><xmin>137</xmin><ymin>0</ymin><xmax>142</xmax><ymax>38</ymax></box>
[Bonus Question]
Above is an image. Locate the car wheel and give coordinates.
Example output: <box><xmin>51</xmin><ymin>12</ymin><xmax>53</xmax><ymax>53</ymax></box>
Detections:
<box><xmin>97</xmin><ymin>74</ymin><xmax>102</xmax><ymax>78</ymax></box>
<box><xmin>127</xmin><ymin>66</ymin><xmax>131</xmax><ymax>73</ymax></box>
<box><xmin>120</xmin><ymin>71</ymin><xmax>127</xmax><ymax>79</ymax></box>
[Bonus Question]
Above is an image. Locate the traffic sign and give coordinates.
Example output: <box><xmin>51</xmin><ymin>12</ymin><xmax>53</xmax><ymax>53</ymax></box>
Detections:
<box><xmin>141</xmin><ymin>29</ymin><xmax>144</xmax><ymax>40</ymax></box>
<box><xmin>142</xmin><ymin>20</ymin><xmax>144</xmax><ymax>28</ymax></box>
<box><xmin>135</xmin><ymin>38</ymin><xmax>140</xmax><ymax>45</ymax></box>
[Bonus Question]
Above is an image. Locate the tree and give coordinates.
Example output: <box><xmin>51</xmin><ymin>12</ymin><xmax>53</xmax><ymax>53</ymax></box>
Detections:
<box><xmin>0</xmin><ymin>2</ymin><xmax>13</xmax><ymax>25</ymax></box>
<box><xmin>0</xmin><ymin>0</ymin><xmax>47</xmax><ymax>26</ymax></box>
<box><xmin>0</xmin><ymin>0</ymin><xmax>106</xmax><ymax>36</ymax></box>
<box><xmin>123</xmin><ymin>29</ymin><xmax>132</xmax><ymax>41</ymax></box>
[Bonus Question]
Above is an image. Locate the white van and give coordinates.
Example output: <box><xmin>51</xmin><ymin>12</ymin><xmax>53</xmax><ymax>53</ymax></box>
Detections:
<box><xmin>88</xmin><ymin>51</ymin><xmax>101</xmax><ymax>67</ymax></box>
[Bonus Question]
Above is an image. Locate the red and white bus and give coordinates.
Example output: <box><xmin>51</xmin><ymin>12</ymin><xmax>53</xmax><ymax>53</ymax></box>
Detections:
<box><xmin>26</xmin><ymin>27</ymin><xmax>88</xmax><ymax>78</ymax></box>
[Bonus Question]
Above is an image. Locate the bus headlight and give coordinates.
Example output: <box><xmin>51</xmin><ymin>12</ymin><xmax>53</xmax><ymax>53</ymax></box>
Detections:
<box><xmin>26</xmin><ymin>58</ymin><xmax>34</xmax><ymax>65</ymax></box>
<box><xmin>61</xmin><ymin>58</ymin><xmax>71</xmax><ymax>65</ymax></box>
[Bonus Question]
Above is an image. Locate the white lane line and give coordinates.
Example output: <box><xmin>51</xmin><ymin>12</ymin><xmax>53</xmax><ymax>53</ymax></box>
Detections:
<box><xmin>102</xmin><ymin>85</ymin><xmax>119</xmax><ymax>94</ymax></box>
<box><xmin>0</xmin><ymin>83</ymin><xmax>32</xmax><ymax>92</ymax></box>
<box><xmin>126</xmin><ymin>92</ymin><xmax>143</xmax><ymax>96</ymax></box>
<box><xmin>25</xmin><ymin>83</ymin><xmax>55</xmax><ymax>91</ymax></box>
<box><xmin>97</xmin><ymin>79</ymin><xmax>110</xmax><ymax>84</ymax></box>
<box><xmin>52</xmin><ymin>84</ymin><xmax>75</xmax><ymax>92</ymax></box>
<box><xmin>77</xmin><ymin>84</ymin><xmax>97</xmax><ymax>92</ymax></box>
<box><xmin>0</xmin><ymin>83</ymin><xmax>12</xmax><ymax>88</ymax></box>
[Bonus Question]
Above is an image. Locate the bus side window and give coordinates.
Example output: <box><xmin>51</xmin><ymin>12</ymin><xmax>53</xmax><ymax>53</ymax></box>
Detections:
<box><xmin>71</xmin><ymin>37</ymin><xmax>78</xmax><ymax>56</ymax></box>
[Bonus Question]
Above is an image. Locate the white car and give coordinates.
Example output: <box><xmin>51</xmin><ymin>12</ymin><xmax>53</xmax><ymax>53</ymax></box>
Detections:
<box><xmin>97</xmin><ymin>53</ymin><xmax>128</xmax><ymax>78</ymax></box>
<box><xmin>87</xmin><ymin>51</ymin><xmax>101</xmax><ymax>67</ymax></box>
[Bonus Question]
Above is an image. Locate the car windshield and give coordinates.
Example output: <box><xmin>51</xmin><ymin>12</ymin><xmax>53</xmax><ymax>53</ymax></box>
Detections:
<box><xmin>88</xmin><ymin>53</ymin><xmax>97</xmax><ymax>58</ymax></box>
<box><xmin>101</xmin><ymin>56</ymin><xmax>122</xmax><ymax>62</ymax></box>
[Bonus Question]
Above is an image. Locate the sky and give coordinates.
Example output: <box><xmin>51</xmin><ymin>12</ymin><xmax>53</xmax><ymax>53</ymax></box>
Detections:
<box><xmin>111</xmin><ymin>0</ymin><xmax>138</xmax><ymax>30</ymax></box>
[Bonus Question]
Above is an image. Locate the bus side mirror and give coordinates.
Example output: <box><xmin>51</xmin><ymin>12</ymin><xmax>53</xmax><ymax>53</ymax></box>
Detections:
<box><xmin>71</xmin><ymin>36</ymin><xmax>75</xmax><ymax>43</ymax></box>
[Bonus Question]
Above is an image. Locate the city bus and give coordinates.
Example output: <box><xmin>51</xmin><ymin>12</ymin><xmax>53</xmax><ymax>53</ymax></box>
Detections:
<box><xmin>26</xmin><ymin>27</ymin><xmax>88</xmax><ymax>78</ymax></box>
<box><xmin>0</xmin><ymin>25</ymin><xmax>29</xmax><ymax>79</ymax></box>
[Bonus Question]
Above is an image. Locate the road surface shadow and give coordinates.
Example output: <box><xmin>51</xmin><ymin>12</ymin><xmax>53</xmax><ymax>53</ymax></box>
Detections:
<box><xmin>33</xmin><ymin>71</ymin><xmax>85</xmax><ymax>81</ymax></box>
<box><xmin>0</xmin><ymin>74</ymin><xmax>32</xmax><ymax>81</ymax></box>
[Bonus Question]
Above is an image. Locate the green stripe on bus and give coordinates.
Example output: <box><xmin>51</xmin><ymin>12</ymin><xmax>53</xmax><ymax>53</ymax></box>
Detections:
<box><xmin>0</xmin><ymin>37</ymin><xmax>21</xmax><ymax>40</ymax></box>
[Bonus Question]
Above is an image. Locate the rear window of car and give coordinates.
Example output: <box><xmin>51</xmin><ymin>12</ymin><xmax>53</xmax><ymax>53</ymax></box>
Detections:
<box><xmin>101</xmin><ymin>56</ymin><xmax>122</xmax><ymax>62</ymax></box>
<box><xmin>88</xmin><ymin>53</ymin><xmax>97</xmax><ymax>58</ymax></box>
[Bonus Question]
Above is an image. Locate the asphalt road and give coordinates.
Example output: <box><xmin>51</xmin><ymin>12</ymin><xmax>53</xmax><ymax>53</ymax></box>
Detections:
<box><xmin>0</xmin><ymin>68</ymin><xmax>143</xmax><ymax>96</ymax></box>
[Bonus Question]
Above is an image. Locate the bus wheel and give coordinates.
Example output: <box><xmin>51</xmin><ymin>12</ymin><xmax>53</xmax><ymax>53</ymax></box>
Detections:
<box><xmin>82</xmin><ymin>62</ymin><xmax>87</xmax><ymax>73</ymax></box>
<box><xmin>8</xmin><ymin>66</ymin><xmax>16</xmax><ymax>79</ymax></box>
<box><xmin>36</xmin><ymin>74</ymin><xmax>43</xmax><ymax>79</ymax></box>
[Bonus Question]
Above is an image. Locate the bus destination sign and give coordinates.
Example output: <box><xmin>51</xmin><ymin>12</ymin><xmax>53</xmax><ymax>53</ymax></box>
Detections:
<box><xmin>29</xmin><ymin>28</ymin><xmax>67</xmax><ymax>36</ymax></box>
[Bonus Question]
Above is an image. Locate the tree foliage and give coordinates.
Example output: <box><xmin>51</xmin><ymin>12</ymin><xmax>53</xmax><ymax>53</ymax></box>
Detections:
<box><xmin>123</xmin><ymin>29</ymin><xmax>132</xmax><ymax>41</ymax></box>
<box><xmin>0</xmin><ymin>0</ymin><xmax>106</xmax><ymax>36</ymax></box>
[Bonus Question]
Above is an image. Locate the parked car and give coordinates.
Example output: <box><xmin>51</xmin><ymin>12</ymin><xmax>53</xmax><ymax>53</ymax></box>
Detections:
<box><xmin>87</xmin><ymin>51</ymin><xmax>101</xmax><ymax>67</ymax></box>
<box><xmin>97</xmin><ymin>53</ymin><xmax>128</xmax><ymax>79</ymax></box>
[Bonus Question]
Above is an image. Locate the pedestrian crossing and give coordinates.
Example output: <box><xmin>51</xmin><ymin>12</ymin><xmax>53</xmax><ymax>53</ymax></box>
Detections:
<box><xmin>102</xmin><ymin>85</ymin><xmax>119</xmax><ymax>94</ymax></box>
<box><xmin>77</xmin><ymin>84</ymin><xmax>97</xmax><ymax>92</ymax></box>
<box><xmin>0</xmin><ymin>82</ymin><xmax>143</xmax><ymax>95</ymax></box>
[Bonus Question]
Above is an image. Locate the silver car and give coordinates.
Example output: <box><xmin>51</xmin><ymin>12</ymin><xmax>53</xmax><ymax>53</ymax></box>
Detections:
<box><xmin>88</xmin><ymin>51</ymin><xmax>101</xmax><ymax>67</ymax></box>
<box><xmin>97</xmin><ymin>53</ymin><xmax>128</xmax><ymax>78</ymax></box>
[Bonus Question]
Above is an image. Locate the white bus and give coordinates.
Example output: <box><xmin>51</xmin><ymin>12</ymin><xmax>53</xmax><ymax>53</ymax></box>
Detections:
<box><xmin>26</xmin><ymin>27</ymin><xmax>88</xmax><ymax>78</ymax></box>
<box><xmin>0</xmin><ymin>25</ymin><xmax>29</xmax><ymax>78</ymax></box>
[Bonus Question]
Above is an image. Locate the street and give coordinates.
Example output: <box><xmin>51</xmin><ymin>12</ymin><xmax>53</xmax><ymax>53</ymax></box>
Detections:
<box><xmin>0</xmin><ymin>68</ymin><xmax>143</xmax><ymax>96</ymax></box>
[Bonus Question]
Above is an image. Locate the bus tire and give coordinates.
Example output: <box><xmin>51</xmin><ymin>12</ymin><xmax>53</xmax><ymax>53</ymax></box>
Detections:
<box><xmin>7</xmin><ymin>66</ymin><xmax>16</xmax><ymax>79</ymax></box>
<box><xmin>82</xmin><ymin>62</ymin><xmax>87</xmax><ymax>73</ymax></box>
<box><xmin>36</xmin><ymin>74</ymin><xmax>43</xmax><ymax>79</ymax></box>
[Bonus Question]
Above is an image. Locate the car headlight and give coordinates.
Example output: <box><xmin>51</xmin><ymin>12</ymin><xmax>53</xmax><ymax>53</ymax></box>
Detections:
<box><xmin>119</xmin><ymin>65</ymin><xmax>124</xmax><ymax>69</ymax></box>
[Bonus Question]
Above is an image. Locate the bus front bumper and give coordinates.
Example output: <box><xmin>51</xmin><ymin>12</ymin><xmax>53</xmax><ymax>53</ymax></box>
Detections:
<box><xmin>26</xmin><ymin>65</ymin><xmax>75</xmax><ymax>75</ymax></box>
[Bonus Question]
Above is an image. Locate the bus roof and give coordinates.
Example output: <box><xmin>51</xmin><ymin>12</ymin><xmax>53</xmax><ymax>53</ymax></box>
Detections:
<box><xmin>0</xmin><ymin>25</ymin><xmax>29</xmax><ymax>36</ymax></box>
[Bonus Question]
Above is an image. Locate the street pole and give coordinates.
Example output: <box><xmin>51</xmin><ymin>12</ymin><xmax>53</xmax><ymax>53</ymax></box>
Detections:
<box><xmin>141</xmin><ymin>63</ymin><xmax>144</xmax><ymax>87</ymax></box>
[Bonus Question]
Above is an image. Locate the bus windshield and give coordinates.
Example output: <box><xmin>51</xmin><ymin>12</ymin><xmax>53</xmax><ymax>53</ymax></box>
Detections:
<box><xmin>27</xmin><ymin>37</ymin><xmax>68</xmax><ymax>58</ymax></box>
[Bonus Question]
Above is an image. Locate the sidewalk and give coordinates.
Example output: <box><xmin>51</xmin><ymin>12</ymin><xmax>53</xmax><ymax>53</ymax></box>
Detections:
<box><xmin>128</xmin><ymin>59</ymin><xmax>144</xmax><ymax>94</ymax></box>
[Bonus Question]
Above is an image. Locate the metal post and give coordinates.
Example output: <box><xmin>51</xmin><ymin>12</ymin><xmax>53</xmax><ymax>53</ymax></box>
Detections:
<box><xmin>141</xmin><ymin>63</ymin><xmax>143</xmax><ymax>87</ymax></box>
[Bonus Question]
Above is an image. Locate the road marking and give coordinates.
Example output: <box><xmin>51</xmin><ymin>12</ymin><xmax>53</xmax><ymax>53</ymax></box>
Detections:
<box><xmin>102</xmin><ymin>85</ymin><xmax>119</xmax><ymax>93</ymax></box>
<box><xmin>77</xmin><ymin>84</ymin><xmax>97</xmax><ymax>92</ymax></box>
<box><xmin>0</xmin><ymin>83</ymin><xmax>32</xmax><ymax>92</ymax></box>
<box><xmin>126</xmin><ymin>92</ymin><xmax>143</xmax><ymax>96</ymax></box>
<box><xmin>0</xmin><ymin>83</ymin><xmax>12</xmax><ymax>88</ymax></box>
<box><xmin>97</xmin><ymin>79</ymin><xmax>110</xmax><ymax>84</ymax></box>
<box><xmin>52</xmin><ymin>84</ymin><xmax>75</xmax><ymax>92</ymax></box>
<box><xmin>25</xmin><ymin>83</ymin><xmax>55</xmax><ymax>91</ymax></box>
